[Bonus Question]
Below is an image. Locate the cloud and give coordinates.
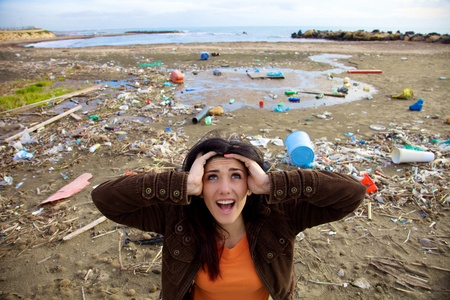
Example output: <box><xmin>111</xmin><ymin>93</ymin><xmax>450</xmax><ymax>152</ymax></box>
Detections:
<box><xmin>0</xmin><ymin>0</ymin><xmax>449</xmax><ymax>32</ymax></box>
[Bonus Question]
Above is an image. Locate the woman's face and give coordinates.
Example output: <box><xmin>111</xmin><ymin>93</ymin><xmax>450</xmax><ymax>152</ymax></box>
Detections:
<box><xmin>202</xmin><ymin>157</ymin><xmax>249</xmax><ymax>229</ymax></box>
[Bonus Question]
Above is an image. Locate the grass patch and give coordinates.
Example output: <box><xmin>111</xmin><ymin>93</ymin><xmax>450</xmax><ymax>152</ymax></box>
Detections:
<box><xmin>0</xmin><ymin>81</ymin><xmax>73</xmax><ymax>111</ymax></box>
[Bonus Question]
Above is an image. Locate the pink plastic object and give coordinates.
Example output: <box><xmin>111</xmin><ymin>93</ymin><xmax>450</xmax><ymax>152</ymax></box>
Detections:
<box><xmin>39</xmin><ymin>173</ymin><xmax>93</xmax><ymax>205</ymax></box>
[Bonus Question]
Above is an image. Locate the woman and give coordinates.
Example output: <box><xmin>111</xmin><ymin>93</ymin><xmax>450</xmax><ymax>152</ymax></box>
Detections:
<box><xmin>92</xmin><ymin>134</ymin><xmax>366</xmax><ymax>300</ymax></box>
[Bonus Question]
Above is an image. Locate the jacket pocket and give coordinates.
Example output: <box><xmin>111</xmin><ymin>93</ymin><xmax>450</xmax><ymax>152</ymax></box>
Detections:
<box><xmin>255</xmin><ymin>230</ymin><xmax>290</xmax><ymax>264</ymax></box>
<box><xmin>162</xmin><ymin>232</ymin><xmax>197</xmax><ymax>286</ymax></box>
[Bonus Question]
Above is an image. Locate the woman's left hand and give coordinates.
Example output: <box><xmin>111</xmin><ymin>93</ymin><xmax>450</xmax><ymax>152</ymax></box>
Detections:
<box><xmin>224</xmin><ymin>153</ymin><xmax>270</xmax><ymax>195</ymax></box>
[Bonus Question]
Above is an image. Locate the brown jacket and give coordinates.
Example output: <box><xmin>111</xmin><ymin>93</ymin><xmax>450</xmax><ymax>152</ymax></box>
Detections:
<box><xmin>92</xmin><ymin>169</ymin><xmax>365</xmax><ymax>300</ymax></box>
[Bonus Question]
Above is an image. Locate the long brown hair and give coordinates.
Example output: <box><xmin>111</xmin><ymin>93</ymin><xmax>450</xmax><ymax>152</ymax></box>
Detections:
<box><xmin>182</xmin><ymin>133</ymin><xmax>266</xmax><ymax>280</ymax></box>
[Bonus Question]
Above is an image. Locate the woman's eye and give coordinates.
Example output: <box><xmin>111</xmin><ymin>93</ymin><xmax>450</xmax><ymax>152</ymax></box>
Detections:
<box><xmin>231</xmin><ymin>173</ymin><xmax>242</xmax><ymax>179</ymax></box>
<box><xmin>207</xmin><ymin>174</ymin><xmax>218</xmax><ymax>180</ymax></box>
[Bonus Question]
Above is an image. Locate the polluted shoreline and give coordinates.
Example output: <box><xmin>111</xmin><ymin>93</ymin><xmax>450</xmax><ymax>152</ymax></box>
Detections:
<box><xmin>0</xmin><ymin>42</ymin><xmax>449</xmax><ymax>299</ymax></box>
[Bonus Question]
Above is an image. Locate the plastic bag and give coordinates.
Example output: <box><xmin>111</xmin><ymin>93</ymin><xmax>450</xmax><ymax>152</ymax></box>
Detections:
<box><xmin>392</xmin><ymin>88</ymin><xmax>414</xmax><ymax>100</ymax></box>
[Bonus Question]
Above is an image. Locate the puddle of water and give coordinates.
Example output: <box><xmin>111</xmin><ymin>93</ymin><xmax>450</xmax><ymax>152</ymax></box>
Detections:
<box><xmin>174</xmin><ymin>54</ymin><xmax>376</xmax><ymax>112</ymax></box>
<box><xmin>50</xmin><ymin>54</ymin><xmax>376</xmax><ymax>116</ymax></box>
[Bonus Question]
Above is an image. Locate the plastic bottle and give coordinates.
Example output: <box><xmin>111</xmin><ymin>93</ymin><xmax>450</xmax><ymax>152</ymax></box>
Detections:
<box><xmin>90</xmin><ymin>144</ymin><xmax>101</xmax><ymax>152</ymax></box>
<box><xmin>284</xmin><ymin>91</ymin><xmax>297</xmax><ymax>95</ymax></box>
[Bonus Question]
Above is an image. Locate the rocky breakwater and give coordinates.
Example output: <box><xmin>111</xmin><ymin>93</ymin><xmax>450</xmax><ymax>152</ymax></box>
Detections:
<box><xmin>0</xmin><ymin>29</ymin><xmax>56</xmax><ymax>42</ymax></box>
<box><xmin>292</xmin><ymin>29</ymin><xmax>450</xmax><ymax>43</ymax></box>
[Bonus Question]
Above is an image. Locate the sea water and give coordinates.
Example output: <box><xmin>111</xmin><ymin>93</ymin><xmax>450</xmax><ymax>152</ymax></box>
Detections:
<box><xmin>25</xmin><ymin>25</ymin><xmax>448</xmax><ymax>48</ymax></box>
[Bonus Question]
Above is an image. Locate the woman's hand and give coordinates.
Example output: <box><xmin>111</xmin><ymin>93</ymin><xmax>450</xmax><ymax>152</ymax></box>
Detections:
<box><xmin>187</xmin><ymin>151</ymin><xmax>217</xmax><ymax>196</ymax></box>
<box><xmin>224</xmin><ymin>153</ymin><xmax>270</xmax><ymax>195</ymax></box>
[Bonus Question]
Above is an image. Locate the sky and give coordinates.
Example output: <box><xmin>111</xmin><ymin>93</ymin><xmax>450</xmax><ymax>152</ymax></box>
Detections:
<box><xmin>0</xmin><ymin>0</ymin><xmax>449</xmax><ymax>33</ymax></box>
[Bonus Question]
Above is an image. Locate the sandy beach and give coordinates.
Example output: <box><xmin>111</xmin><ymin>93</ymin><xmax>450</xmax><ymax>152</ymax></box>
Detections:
<box><xmin>0</xmin><ymin>38</ymin><xmax>449</xmax><ymax>299</ymax></box>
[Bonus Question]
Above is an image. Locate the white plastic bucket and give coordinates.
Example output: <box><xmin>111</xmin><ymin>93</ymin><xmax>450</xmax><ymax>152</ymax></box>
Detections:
<box><xmin>285</xmin><ymin>131</ymin><xmax>315</xmax><ymax>167</ymax></box>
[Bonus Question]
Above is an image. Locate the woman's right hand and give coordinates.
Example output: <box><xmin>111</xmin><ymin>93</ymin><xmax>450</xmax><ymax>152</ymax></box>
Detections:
<box><xmin>187</xmin><ymin>151</ymin><xmax>217</xmax><ymax>196</ymax></box>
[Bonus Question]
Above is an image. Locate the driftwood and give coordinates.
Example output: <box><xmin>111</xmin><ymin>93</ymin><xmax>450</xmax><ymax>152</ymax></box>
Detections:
<box><xmin>63</xmin><ymin>216</ymin><xmax>107</xmax><ymax>241</ymax></box>
<box><xmin>4</xmin><ymin>105</ymin><xmax>82</xmax><ymax>142</ymax></box>
<box><xmin>0</xmin><ymin>84</ymin><xmax>107</xmax><ymax>115</ymax></box>
<box><xmin>370</xmin><ymin>261</ymin><xmax>432</xmax><ymax>290</ymax></box>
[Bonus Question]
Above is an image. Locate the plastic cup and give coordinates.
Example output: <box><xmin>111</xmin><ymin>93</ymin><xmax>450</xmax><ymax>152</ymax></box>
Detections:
<box><xmin>285</xmin><ymin>131</ymin><xmax>315</xmax><ymax>167</ymax></box>
<box><xmin>391</xmin><ymin>148</ymin><xmax>435</xmax><ymax>164</ymax></box>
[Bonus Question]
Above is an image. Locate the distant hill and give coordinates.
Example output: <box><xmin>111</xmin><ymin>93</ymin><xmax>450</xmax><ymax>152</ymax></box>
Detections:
<box><xmin>0</xmin><ymin>29</ymin><xmax>56</xmax><ymax>41</ymax></box>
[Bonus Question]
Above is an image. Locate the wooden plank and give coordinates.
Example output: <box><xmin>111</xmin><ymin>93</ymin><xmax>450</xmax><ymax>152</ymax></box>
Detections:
<box><xmin>63</xmin><ymin>216</ymin><xmax>107</xmax><ymax>241</ymax></box>
<box><xmin>298</xmin><ymin>90</ymin><xmax>346</xmax><ymax>98</ymax></box>
<box><xmin>0</xmin><ymin>84</ymin><xmax>107</xmax><ymax>115</ymax></box>
<box><xmin>4</xmin><ymin>105</ymin><xmax>82</xmax><ymax>142</ymax></box>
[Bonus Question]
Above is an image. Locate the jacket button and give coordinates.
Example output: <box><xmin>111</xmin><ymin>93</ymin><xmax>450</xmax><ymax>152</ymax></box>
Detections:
<box><xmin>177</xmin><ymin>225</ymin><xmax>183</xmax><ymax>232</ymax></box>
<box><xmin>276</xmin><ymin>190</ymin><xmax>283</xmax><ymax>196</ymax></box>
<box><xmin>279</xmin><ymin>238</ymin><xmax>285</xmax><ymax>244</ymax></box>
<box><xmin>173</xmin><ymin>190</ymin><xmax>180</xmax><ymax>197</ymax></box>
<box><xmin>160</xmin><ymin>189</ymin><xmax>166</xmax><ymax>195</ymax></box>
<box><xmin>174</xmin><ymin>250</ymin><xmax>180</xmax><ymax>256</ymax></box>
<box><xmin>184</xmin><ymin>236</ymin><xmax>191</xmax><ymax>243</ymax></box>
<box><xmin>305</xmin><ymin>186</ymin><xmax>312</xmax><ymax>193</ymax></box>
<box><xmin>267</xmin><ymin>253</ymin><xmax>273</xmax><ymax>259</ymax></box>
<box><xmin>145</xmin><ymin>188</ymin><xmax>152</xmax><ymax>194</ymax></box>
<box><xmin>291</xmin><ymin>187</ymin><xmax>298</xmax><ymax>193</ymax></box>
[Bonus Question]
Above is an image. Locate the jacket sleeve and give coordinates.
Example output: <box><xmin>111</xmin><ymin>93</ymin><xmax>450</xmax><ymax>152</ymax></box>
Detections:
<box><xmin>91</xmin><ymin>171</ymin><xmax>189</xmax><ymax>234</ymax></box>
<box><xmin>266</xmin><ymin>170</ymin><xmax>366</xmax><ymax>231</ymax></box>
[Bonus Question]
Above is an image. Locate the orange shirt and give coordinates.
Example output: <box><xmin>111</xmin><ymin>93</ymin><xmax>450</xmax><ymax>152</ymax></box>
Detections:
<box><xmin>192</xmin><ymin>235</ymin><xmax>269</xmax><ymax>300</ymax></box>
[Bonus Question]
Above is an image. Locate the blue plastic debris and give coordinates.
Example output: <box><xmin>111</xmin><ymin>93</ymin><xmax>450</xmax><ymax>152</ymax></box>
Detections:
<box><xmin>409</xmin><ymin>98</ymin><xmax>423</xmax><ymax>111</ymax></box>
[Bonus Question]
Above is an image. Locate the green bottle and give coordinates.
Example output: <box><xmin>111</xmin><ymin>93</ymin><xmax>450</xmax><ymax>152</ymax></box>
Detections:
<box><xmin>284</xmin><ymin>91</ymin><xmax>297</xmax><ymax>95</ymax></box>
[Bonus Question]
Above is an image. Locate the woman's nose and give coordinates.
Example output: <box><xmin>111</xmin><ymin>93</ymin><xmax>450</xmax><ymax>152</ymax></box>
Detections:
<box><xmin>218</xmin><ymin>179</ymin><xmax>231</xmax><ymax>194</ymax></box>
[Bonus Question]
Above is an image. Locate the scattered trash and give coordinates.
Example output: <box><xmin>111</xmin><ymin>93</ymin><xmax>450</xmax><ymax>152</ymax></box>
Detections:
<box><xmin>274</xmin><ymin>103</ymin><xmax>290</xmax><ymax>112</ymax></box>
<box><xmin>285</xmin><ymin>131</ymin><xmax>315</xmax><ymax>167</ymax></box>
<box><xmin>288</xmin><ymin>97</ymin><xmax>300</xmax><ymax>102</ymax></box>
<box><xmin>392</xmin><ymin>88</ymin><xmax>414</xmax><ymax>100</ymax></box>
<box><xmin>369</xmin><ymin>124</ymin><xmax>386</xmax><ymax>131</ymax></box>
<box><xmin>0</xmin><ymin>175</ymin><xmax>13</xmax><ymax>186</ymax></box>
<box><xmin>200</xmin><ymin>52</ymin><xmax>210</xmax><ymax>60</ymax></box>
<box><xmin>352</xmin><ymin>277</ymin><xmax>370</xmax><ymax>289</ymax></box>
<box><xmin>138</xmin><ymin>61</ymin><xmax>163</xmax><ymax>67</ymax></box>
<box><xmin>409</xmin><ymin>98</ymin><xmax>423</xmax><ymax>111</ymax></box>
<box><xmin>361</xmin><ymin>173</ymin><xmax>378</xmax><ymax>193</ymax></box>
<box><xmin>391</xmin><ymin>148</ymin><xmax>435</xmax><ymax>164</ymax></box>
<box><xmin>39</xmin><ymin>173</ymin><xmax>93</xmax><ymax>205</ymax></box>
<box><xmin>337</xmin><ymin>87</ymin><xmax>348</xmax><ymax>93</ymax></box>
<box><xmin>170</xmin><ymin>70</ymin><xmax>185</xmax><ymax>84</ymax></box>
<box><xmin>89</xmin><ymin>143</ymin><xmax>101</xmax><ymax>153</ymax></box>
<box><xmin>13</xmin><ymin>149</ymin><xmax>34</xmax><ymax>160</ymax></box>
<box><xmin>213</xmin><ymin>70</ymin><xmax>222</xmax><ymax>76</ymax></box>
<box><xmin>192</xmin><ymin>106</ymin><xmax>210</xmax><ymax>124</ymax></box>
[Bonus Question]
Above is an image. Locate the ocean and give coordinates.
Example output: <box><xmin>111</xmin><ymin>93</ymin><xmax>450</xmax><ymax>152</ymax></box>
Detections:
<box><xmin>25</xmin><ymin>25</ymin><xmax>448</xmax><ymax>48</ymax></box>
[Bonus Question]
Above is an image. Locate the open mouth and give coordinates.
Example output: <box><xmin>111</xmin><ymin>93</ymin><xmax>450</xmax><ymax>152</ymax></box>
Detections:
<box><xmin>217</xmin><ymin>200</ymin><xmax>235</xmax><ymax>214</ymax></box>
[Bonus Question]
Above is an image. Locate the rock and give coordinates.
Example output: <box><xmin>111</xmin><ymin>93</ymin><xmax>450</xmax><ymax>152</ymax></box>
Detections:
<box><xmin>343</xmin><ymin>31</ymin><xmax>354</xmax><ymax>40</ymax></box>
<box><xmin>303</xmin><ymin>30</ymin><xmax>316</xmax><ymax>38</ymax></box>
<box><xmin>209</xmin><ymin>106</ymin><xmax>224</xmax><ymax>116</ymax></box>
